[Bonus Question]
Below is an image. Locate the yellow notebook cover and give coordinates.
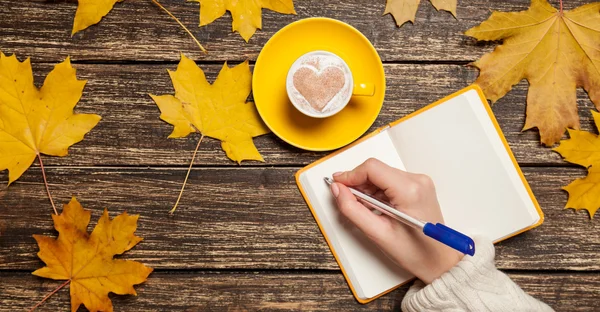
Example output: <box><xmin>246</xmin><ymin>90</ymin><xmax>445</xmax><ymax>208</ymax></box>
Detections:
<box><xmin>295</xmin><ymin>85</ymin><xmax>544</xmax><ymax>304</ymax></box>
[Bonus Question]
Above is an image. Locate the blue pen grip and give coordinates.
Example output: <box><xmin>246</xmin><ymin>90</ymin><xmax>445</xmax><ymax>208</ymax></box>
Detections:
<box><xmin>423</xmin><ymin>223</ymin><xmax>475</xmax><ymax>256</ymax></box>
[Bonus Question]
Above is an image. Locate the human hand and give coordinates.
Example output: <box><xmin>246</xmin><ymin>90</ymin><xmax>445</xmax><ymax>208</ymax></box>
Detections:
<box><xmin>330</xmin><ymin>158</ymin><xmax>462</xmax><ymax>284</ymax></box>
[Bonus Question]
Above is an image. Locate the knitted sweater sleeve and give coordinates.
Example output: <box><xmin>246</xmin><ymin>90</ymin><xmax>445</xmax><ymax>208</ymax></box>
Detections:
<box><xmin>401</xmin><ymin>236</ymin><xmax>553</xmax><ymax>312</ymax></box>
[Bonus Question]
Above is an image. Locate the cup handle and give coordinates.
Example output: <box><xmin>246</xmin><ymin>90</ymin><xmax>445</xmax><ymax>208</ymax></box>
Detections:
<box><xmin>352</xmin><ymin>83</ymin><xmax>375</xmax><ymax>96</ymax></box>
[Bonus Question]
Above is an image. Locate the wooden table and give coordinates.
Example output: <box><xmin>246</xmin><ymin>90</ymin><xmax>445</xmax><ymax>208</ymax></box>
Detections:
<box><xmin>1</xmin><ymin>0</ymin><xmax>599</xmax><ymax>311</ymax></box>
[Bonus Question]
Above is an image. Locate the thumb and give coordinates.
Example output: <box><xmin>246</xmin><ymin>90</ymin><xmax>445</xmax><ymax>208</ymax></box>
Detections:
<box><xmin>332</xmin><ymin>183</ymin><xmax>391</xmax><ymax>242</ymax></box>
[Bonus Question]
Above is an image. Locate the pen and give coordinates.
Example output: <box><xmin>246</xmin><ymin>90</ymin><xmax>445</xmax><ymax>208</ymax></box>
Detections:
<box><xmin>324</xmin><ymin>177</ymin><xmax>475</xmax><ymax>256</ymax></box>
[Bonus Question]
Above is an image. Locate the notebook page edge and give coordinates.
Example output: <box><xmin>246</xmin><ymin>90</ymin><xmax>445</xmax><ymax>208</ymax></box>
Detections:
<box><xmin>462</xmin><ymin>90</ymin><xmax>540</xmax><ymax>225</ymax></box>
<box><xmin>385</xmin><ymin>89</ymin><xmax>538</xmax><ymax>241</ymax></box>
<box><xmin>298</xmin><ymin>171</ymin><xmax>365</xmax><ymax>300</ymax></box>
<box><xmin>297</xmin><ymin>131</ymin><xmax>413</xmax><ymax>300</ymax></box>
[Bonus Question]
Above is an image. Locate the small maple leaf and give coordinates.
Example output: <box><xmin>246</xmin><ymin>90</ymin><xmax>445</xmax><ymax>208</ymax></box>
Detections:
<box><xmin>554</xmin><ymin>110</ymin><xmax>600</xmax><ymax>218</ymax></box>
<box><xmin>72</xmin><ymin>0</ymin><xmax>123</xmax><ymax>35</ymax></box>
<box><xmin>150</xmin><ymin>54</ymin><xmax>270</xmax><ymax>163</ymax></box>
<box><xmin>562</xmin><ymin>166</ymin><xmax>600</xmax><ymax>219</ymax></box>
<box><xmin>384</xmin><ymin>0</ymin><xmax>457</xmax><ymax>27</ymax></box>
<box><xmin>194</xmin><ymin>0</ymin><xmax>296</xmax><ymax>42</ymax></box>
<box><xmin>33</xmin><ymin>198</ymin><xmax>153</xmax><ymax>312</ymax></box>
<box><xmin>465</xmin><ymin>0</ymin><xmax>600</xmax><ymax>146</ymax></box>
<box><xmin>554</xmin><ymin>111</ymin><xmax>600</xmax><ymax>168</ymax></box>
<box><xmin>0</xmin><ymin>52</ymin><xmax>101</xmax><ymax>185</ymax></box>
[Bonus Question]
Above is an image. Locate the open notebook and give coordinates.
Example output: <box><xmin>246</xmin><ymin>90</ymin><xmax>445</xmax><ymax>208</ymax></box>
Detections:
<box><xmin>295</xmin><ymin>85</ymin><xmax>544</xmax><ymax>303</ymax></box>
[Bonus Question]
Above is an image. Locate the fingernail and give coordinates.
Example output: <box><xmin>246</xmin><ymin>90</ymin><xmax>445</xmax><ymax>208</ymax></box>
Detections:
<box><xmin>331</xmin><ymin>183</ymin><xmax>340</xmax><ymax>198</ymax></box>
<box><xmin>333</xmin><ymin>172</ymin><xmax>342</xmax><ymax>178</ymax></box>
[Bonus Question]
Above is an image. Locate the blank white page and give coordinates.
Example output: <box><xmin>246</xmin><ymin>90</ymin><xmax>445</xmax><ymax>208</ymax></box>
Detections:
<box><xmin>388</xmin><ymin>89</ymin><xmax>539</xmax><ymax>241</ymax></box>
<box><xmin>298</xmin><ymin>131</ymin><xmax>413</xmax><ymax>299</ymax></box>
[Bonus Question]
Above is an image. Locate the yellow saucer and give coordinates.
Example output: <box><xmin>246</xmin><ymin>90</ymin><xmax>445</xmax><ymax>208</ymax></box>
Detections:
<box><xmin>253</xmin><ymin>17</ymin><xmax>385</xmax><ymax>151</ymax></box>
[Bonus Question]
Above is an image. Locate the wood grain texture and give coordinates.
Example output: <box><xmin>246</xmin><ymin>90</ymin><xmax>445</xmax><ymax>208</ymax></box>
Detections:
<box><xmin>1</xmin><ymin>0</ymin><xmax>599</xmax><ymax>309</ymax></box>
<box><xmin>4</xmin><ymin>62</ymin><xmax>594</xmax><ymax>169</ymax></box>
<box><xmin>0</xmin><ymin>0</ymin><xmax>591</xmax><ymax>63</ymax></box>
<box><xmin>1</xmin><ymin>167</ymin><xmax>598</xmax><ymax>271</ymax></box>
<box><xmin>0</xmin><ymin>271</ymin><xmax>598</xmax><ymax>312</ymax></box>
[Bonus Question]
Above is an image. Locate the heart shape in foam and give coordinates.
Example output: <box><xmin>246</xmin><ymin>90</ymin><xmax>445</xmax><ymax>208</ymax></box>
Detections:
<box><xmin>292</xmin><ymin>66</ymin><xmax>346</xmax><ymax>111</ymax></box>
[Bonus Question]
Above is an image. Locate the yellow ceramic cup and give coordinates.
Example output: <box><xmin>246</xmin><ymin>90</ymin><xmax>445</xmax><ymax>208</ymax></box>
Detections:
<box><xmin>253</xmin><ymin>17</ymin><xmax>385</xmax><ymax>151</ymax></box>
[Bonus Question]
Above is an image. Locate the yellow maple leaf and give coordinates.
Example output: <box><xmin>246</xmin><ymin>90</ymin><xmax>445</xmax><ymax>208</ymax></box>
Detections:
<box><xmin>72</xmin><ymin>0</ymin><xmax>123</xmax><ymax>35</ymax></box>
<box><xmin>384</xmin><ymin>0</ymin><xmax>457</xmax><ymax>27</ymax></box>
<box><xmin>554</xmin><ymin>110</ymin><xmax>600</xmax><ymax>218</ymax></box>
<box><xmin>562</xmin><ymin>166</ymin><xmax>600</xmax><ymax>218</ymax></box>
<box><xmin>554</xmin><ymin>111</ymin><xmax>600</xmax><ymax>167</ymax></box>
<box><xmin>465</xmin><ymin>0</ymin><xmax>600</xmax><ymax>146</ymax></box>
<box><xmin>0</xmin><ymin>52</ymin><xmax>101</xmax><ymax>184</ymax></box>
<box><xmin>150</xmin><ymin>54</ymin><xmax>270</xmax><ymax>163</ymax></box>
<box><xmin>194</xmin><ymin>0</ymin><xmax>296</xmax><ymax>42</ymax></box>
<box><xmin>33</xmin><ymin>198</ymin><xmax>153</xmax><ymax>312</ymax></box>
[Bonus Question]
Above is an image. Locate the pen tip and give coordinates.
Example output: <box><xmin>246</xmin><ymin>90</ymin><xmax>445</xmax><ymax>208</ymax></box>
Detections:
<box><xmin>324</xmin><ymin>177</ymin><xmax>333</xmax><ymax>185</ymax></box>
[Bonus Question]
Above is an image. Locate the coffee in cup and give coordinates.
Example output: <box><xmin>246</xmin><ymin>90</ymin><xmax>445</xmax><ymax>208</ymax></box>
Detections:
<box><xmin>286</xmin><ymin>51</ymin><xmax>354</xmax><ymax>118</ymax></box>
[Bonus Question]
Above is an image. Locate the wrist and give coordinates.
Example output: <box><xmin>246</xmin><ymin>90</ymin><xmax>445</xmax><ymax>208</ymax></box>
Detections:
<box><xmin>417</xmin><ymin>248</ymin><xmax>463</xmax><ymax>284</ymax></box>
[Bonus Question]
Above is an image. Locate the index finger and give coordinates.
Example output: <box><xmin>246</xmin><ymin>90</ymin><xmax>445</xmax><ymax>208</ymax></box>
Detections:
<box><xmin>333</xmin><ymin>158</ymin><xmax>412</xmax><ymax>193</ymax></box>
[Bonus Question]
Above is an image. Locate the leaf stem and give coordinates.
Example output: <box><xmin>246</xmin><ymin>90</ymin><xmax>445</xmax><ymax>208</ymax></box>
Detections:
<box><xmin>38</xmin><ymin>154</ymin><xmax>58</xmax><ymax>215</ymax></box>
<box><xmin>28</xmin><ymin>279</ymin><xmax>70</xmax><ymax>312</ymax></box>
<box><xmin>151</xmin><ymin>0</ymin><xmax>207</xmax><ymax>53</ymax></box>
<box><xmin>559</xmin><ymin>0</ymin><xmax>563</xmax><ymax>12</ymax></box>
<box><xmin>169</xmin><ymin>134</ymin><xmax>204</xmax><ymax>214</ymax></box>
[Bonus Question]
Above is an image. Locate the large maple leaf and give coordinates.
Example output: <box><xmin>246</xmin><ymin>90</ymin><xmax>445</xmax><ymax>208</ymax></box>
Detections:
<box><xmin>465</xmin><ymin>0</ymin><xmax>600</xmax><ymax>146</ymax></box>
<box><xmin>554</xmin><ymin>110</ymin><xmax>600</xmax><ymax>218</ymax></box>
<box><xmin>384</xmin><ymin>0</ymin><xmax>457</xmax><ymax>27</ymax></box>
<box><xmin>194</xmin><ymin>0</ymin><xmax>296</xmax><ymax>42</ymax></box>
<box><xmin>0</xmin><ymin>52</ymin><xmax>101</xmax><ymax>184</ymax></box>
<box><xmin>150</xmin><ymin>54</ymin><xmax>270</xmax><ymax>163</ymax></box>
<box><xmin>33</xmin><ymin>198</ymin><xmax>153</xmax><ymax>312</ymax></box>
<box><xmin>72</xmin><ymin>0</ymin><xmax>123</xmax><ymax>35</ymax></box>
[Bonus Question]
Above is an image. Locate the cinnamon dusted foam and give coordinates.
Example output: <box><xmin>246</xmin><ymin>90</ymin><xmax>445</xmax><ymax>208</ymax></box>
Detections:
<box><xmin>286</xmin><ymin>51</ymin><xmax>353</xmax><ymax>117</ymax></box>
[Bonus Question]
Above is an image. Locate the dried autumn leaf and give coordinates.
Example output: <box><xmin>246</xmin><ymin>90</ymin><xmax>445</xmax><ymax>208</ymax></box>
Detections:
<box><xmin>72</xmin><ymin>0</ymin><xmax>123</xmax><ymax>35</ymax></box>
<box><xmin>554</xmin><ymin>111</ymin><xmax>600</xmax><ymax>168</ymax></box>
<box><xmin>33</xmin><ymin>198</ymin><xmax>153</xmax><ymax>312</ymax></box>
<box><xmin>150</xmin><ymin>54</ymin><xmax>270</xmax><ymax>163</ymax></box>
<box><xmin>384</xmin><ymin>0</ymin><xmax>457</xmax><ymax>27</ymax></box>
<box><xmin>195</xmin><ymin>0</ymin><xmax>296</xmax><ymax>42</ymax></box>
<box><xmin>562</xmin><ymin>166</ymin><xmax>600</xmax><ymax>218</ymax></box>
<box><xmin>0</xmin><ymin>52</ymin><xmax>101</xmax><ymax>185</ymax></box>
<box><xmin>554</xmin><ymin>110</ymin><xmax>600</xmax><ymax>218</ymax></box>
<box><xmin>465</xmin><ymin>0</ymin><xmax>600</xmax><ymax>146</ymax></box>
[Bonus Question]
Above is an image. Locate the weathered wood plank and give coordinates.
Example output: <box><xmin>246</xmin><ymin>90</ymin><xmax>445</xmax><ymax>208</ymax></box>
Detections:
<box><xmin>8</xmin><ymin>62</ymin><xmax>594</xmax><ymax>169</ymax></box>
<box><xmin>1</xmin><ymin>167</ymin><xmax>598</xmax><ymax>270</ymax></box>
<box><xmin>0</xmin><ymin>271</ymin><xmax>597</xmax><ymax>311</ymax></box>
<box><xmin>0</xmin><ymin>0</ymin><xmax>589</xmax><ymax>63</ymax></box>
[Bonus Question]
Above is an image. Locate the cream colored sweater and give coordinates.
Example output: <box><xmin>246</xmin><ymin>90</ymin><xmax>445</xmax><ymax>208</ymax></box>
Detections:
<box><xmin>401</xmin><ymin>236</ymin><xmax>553</xmax><ymax>312</ymax></box>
